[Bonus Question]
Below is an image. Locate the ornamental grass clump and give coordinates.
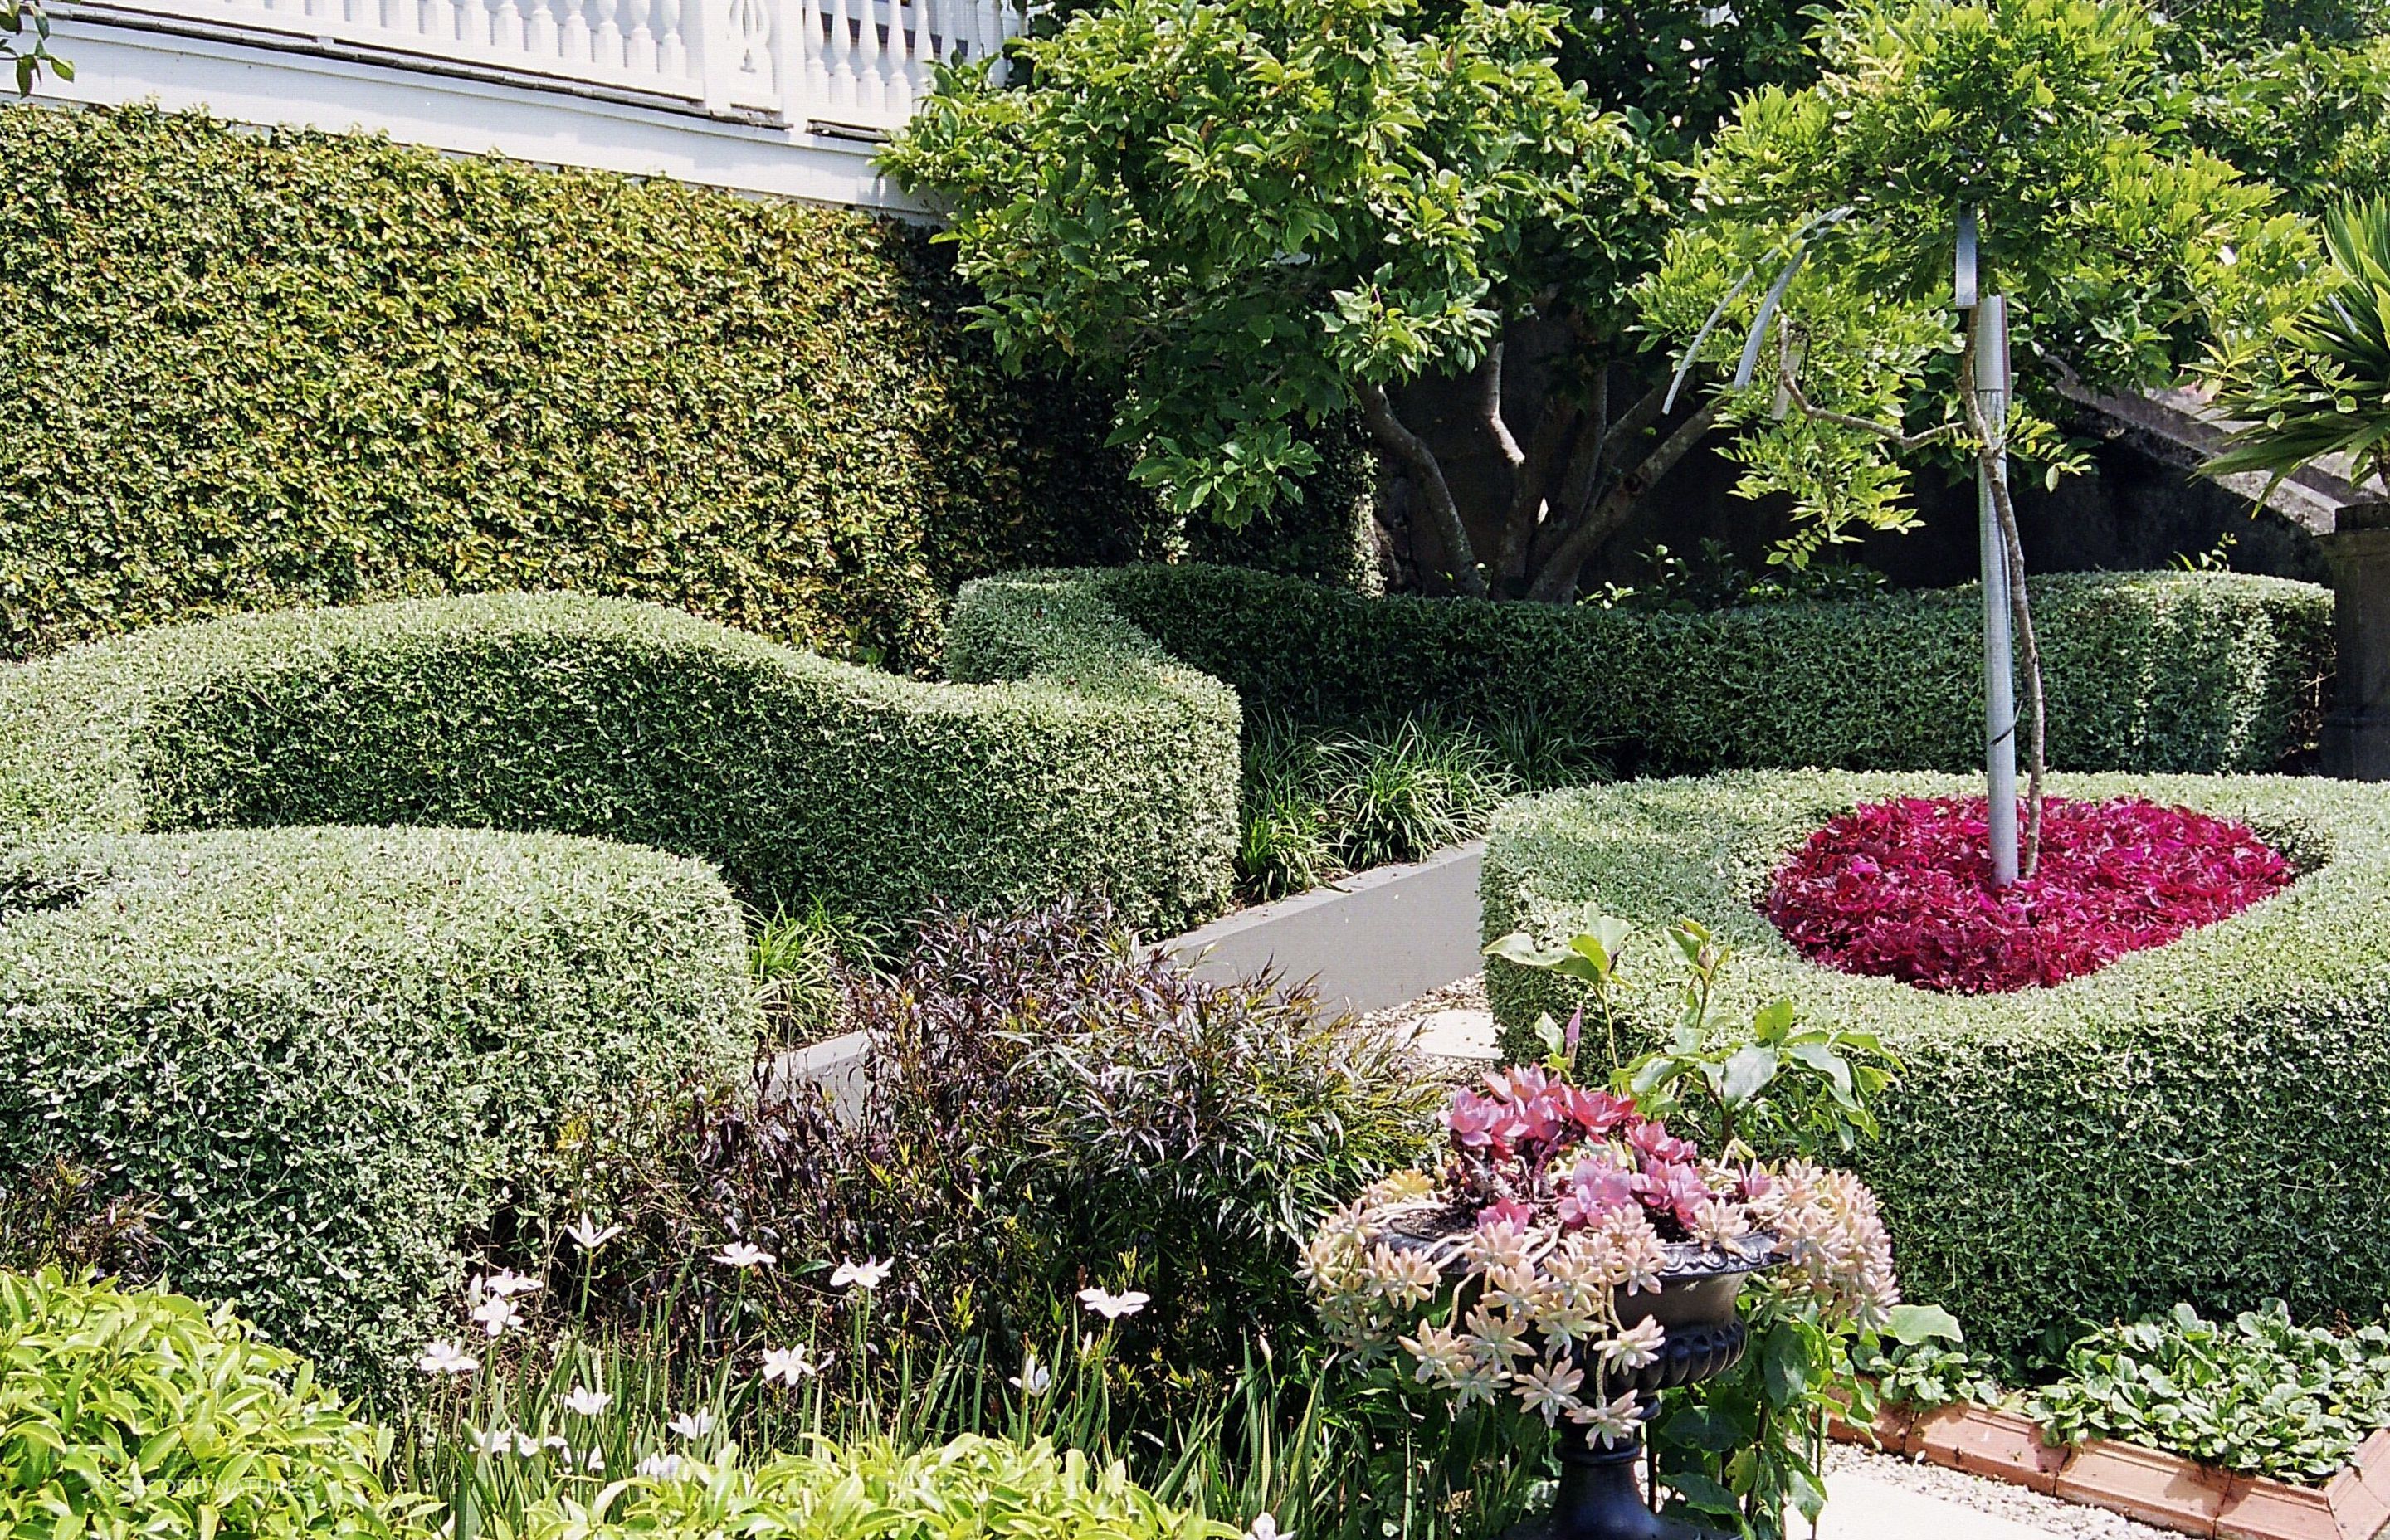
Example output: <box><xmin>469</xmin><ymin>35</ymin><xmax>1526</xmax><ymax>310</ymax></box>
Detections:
<box><xmin>1302</xmin><ymin>1064</ymin><xmax>1895</xmax><ymax>1447</ymax></box>
<box><xmin>1765</xmin><ymin>795</ymin><xmax>2294</xmax><ymax>992</ymax></box>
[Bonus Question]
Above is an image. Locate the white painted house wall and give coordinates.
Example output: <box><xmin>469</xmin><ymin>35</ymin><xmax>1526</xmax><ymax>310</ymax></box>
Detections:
<box><xmin>33</xmin><ymin>0</ymin><xmax>1017</xmax><ymax>208</ymax></box>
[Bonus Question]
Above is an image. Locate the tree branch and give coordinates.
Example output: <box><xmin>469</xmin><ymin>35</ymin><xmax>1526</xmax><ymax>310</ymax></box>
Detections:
<box><xmin>1496</xmin><ymin>392</ymin><xmax>1577</xmax><ymax>592</ymax></box>
<box><xmin>1525</xmin><ymin>401</ymin><xmax>1721</xmax><ymax>602</ymax></box>
<box><xmin>1775</xmin><ymin>351</ymin><xmax>1967</xmax><ymax>452</ymax></box>
<box><xmin>1482</xmin><ymin>342</ymin><xmax>1526</xmax><ymax>472</ymax></box>
<box><xmin>1358</xmin><ymin>380</ymin><xmax>1489</xmax><ymax>598</ymax></box>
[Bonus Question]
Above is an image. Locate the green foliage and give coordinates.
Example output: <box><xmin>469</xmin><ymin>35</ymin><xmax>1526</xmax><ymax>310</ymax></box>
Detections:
<box><xmin>515</xmin><ymin>1435</ymin><xmax>1228</xmax><ymax>1540</ymax></box>
<box><xmin>1053</xmin><ymin>563</ymin><xmax>2332</xmax><ymax>777</ymax></box>
<box><xmin>0</xmin><ymin>826</ymin><xmax>755</xmax><ymax>1396</ymax></box>
<box><xmin>0</xmin><ymin>585</ymin><xmax>1241</xmax><ymax>933</ymax></box>
<box><xmin>882</xmin><ymin>0</ymin><xmax>1649</xmax><ymax>528</ymax></box>
<box><xmin>1851</xmin><ymin>1335</ymin><xmax>2006</xmax><ymax>1411</ymax></box>
<box><xmin>2177</xmin><ymin>37</ymin><xmax>2390</xmax><ymax>215</ymax></box>
<box><xmin>2031</xmin><ymin>1303</ymin><xmax>2390</xmax><ymax>1484</ymax></box>
<box><xmin>0</xmin><ymin>105</ymin><xmax>1149</xmax><ymax>673</ymax></box>
<box><xmin>2</xmin><ymin>0</ymin><xmax>66</xmax><ymax>94</ymax></box>
<box><xmin>1647</xmin><ymin>0</ymin><xmax>2318</xmax><ymax>543</ymax></box>
<box><xmin>0</xmin><ymin>1269</ymin><xmax>434</xmax><ymax>1538</ymax></box>
<box><xmin>1236</xmin><ymin>713</ymin><xmax>1531</xmax><ymax>902</ymax></box>
<box><xmin>1479</xmin><ymin>768</ymin><xmax>2390</xmax><ymax>1366</ymax></box>
<box><xmin>2207</xmin><ymin>198</ymin><xmax>2390</xmax><ymax>497</ymax></box>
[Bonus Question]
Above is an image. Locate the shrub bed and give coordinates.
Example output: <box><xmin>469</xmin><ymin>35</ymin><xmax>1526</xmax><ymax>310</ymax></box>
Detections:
<box><xmin>1067</xmin><ymin>564</ymin><xmax>2331</xmax><ymax>774</ymax></box>
<box><xmin>0</xmin><ymin>1269</ymin><xmax>433</xmax><ymax>1538</ymax></box>
<box><xmin>0</xmin><ymin>825</ymin><xmax>754</xmax><ymax>1395</ymax></box>
<box><xmin>1480</xmin><ymin>770</ymin><xmax>2390</xmax><ymax>1365</ymax></box>
<box><xmin>0</xmin><ymin>585</ymin><xmax>1239</xmax><ymax>931</ymax></box>
<box><xmin>0</xmin><ymin>105</ymin><xmax>1150</xmax><ymax>672</ymax></box>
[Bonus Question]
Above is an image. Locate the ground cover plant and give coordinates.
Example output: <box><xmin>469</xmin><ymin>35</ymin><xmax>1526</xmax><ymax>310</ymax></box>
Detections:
<box><xmin>1479</xmin><ymin>770</ymin><xmax>2390</xmax><ymax>1366</ymax></box>
<box><xmin>1765</xmin><ymin>795</ymin><xmax>2295</xmax><ymax>992</ymax></box>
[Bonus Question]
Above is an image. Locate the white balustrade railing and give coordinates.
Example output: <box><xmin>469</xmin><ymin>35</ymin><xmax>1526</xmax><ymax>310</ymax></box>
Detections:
<box><xmin>77</xmin><ymin>0</ymin><xmax>1014</xmax><ymax>134</ymax></box>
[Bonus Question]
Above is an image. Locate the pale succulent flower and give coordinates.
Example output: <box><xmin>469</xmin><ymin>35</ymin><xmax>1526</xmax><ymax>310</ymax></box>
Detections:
<box><xmin>1514</xmin><ymin>1357</ymin><xmax>1586</xmax><ymax>1425</ymax></box>
<box><xmin>1573</xmin><ymin>1389</ymin><xmax>1645</xmax><ymax>1447</ymax></box>
<box><xmin>1600</xmin><ymin>1317</ymin><xmax>1667</xmax><ymax>1372</ymax></box>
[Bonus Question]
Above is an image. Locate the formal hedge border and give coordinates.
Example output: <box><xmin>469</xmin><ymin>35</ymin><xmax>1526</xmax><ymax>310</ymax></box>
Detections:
<box><xmin>0</xmin><ymin>584</ymin><xmax>1241</xmax><ymax>933</ymax></box>
<box><xmin>0</xmin><ymin>825</ymin><xmax>756</xmax><ymax>1396</ymax></box>
<box><xmin>0</xmin><ymin>103</ymin><xmax>1158</xmax><ymax>674</ymax></box>
<box><xmin>1480</xmin><ymin>770</ymin><xmax>2389</xmax><ymax>1365</ymax></box>
<box><xmin>1079</xmin><ymin>564</ymin><xmax>2331</xmax><ymax>775</ymax></box>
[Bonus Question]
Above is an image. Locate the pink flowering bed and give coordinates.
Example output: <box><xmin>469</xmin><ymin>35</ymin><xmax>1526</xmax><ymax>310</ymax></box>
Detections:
<box><xmin>1764</xmin><ymin>795</ymin><xmax>2295</xmax><ymax>993</ymax></box>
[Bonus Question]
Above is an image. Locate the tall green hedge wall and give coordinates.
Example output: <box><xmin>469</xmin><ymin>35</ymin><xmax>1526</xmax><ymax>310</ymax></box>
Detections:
<box><xmin>0</xmin><ymin>105</ymin><xmax>1152</xmax><ymax>672</ymax></box>
<box><xmin>0</xmin><ymin>585</ymin><xmax>1241</xmax><ymax>933</ymax></box>
<box><xmin>1479</xmin><ymin>771</ymin><xmax>2388</xmax><ymax>1365</ymax></box>
<box><xmin>1062</xmin><ymin>564</ymin><xmax>2332</xmax><ymax>774</ymax></box>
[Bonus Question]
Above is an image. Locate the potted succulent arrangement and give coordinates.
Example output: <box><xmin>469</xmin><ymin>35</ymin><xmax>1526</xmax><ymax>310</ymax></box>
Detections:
<box><xmin>1305</xmin><ymin>918</ymin><xmax>1900</xmax><ymax>1540</ymax></box>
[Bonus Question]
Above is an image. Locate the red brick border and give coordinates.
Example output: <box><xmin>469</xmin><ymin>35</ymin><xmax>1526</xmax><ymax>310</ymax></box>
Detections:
<box><xmin>1830</xmin><ymin>1403</ymin><xmax>2390</xmax><ymax>1540</ymax></box>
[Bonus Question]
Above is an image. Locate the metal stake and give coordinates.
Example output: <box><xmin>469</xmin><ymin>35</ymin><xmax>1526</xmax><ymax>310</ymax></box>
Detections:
<box><xmin>1973</xmin><ymin>294</ymin><xmax>2019</xmax><ymax>887</ymax></box>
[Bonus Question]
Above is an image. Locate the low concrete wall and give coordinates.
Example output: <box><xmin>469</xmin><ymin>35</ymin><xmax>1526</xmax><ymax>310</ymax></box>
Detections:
<box><xmin>1162</xmin><ymin>841</ymin><xmax>1485</xmax><ymax>1016</ymax></box>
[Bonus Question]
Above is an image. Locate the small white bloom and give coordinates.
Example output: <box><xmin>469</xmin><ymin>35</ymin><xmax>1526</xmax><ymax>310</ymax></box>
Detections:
<box><xmin>514</xmin><ymin>1433</ymin><xmax>547</xmax><ymax>1458</ymax></box>
<box><xmin>667</xmin><ymin>1411</ymin><xmax>715</xmax><ymax>1440</ymax></box>
<box><xmin>565</xmin><ymin>1215</ymin><xmax>625</xmax><ymax>1254</ymax></box>
<box><xmin>563</xmin><ymin>1384</ymin><xmax>612</xmax><ymax>1417</ymax></box>
<box><xmin>636</xmin><ymin>1451</ymin><xmax>687</xmax><ymax>1480</ymax></box>
<box><xmin>475</xmin><ymin>1268</ymin><xmax>543</xmax><ymax>1300</ymax></box>
<box><xmin>1247</xmin><ymin>1514</ymin><xmax>1289</xmax><ymax>1540</ymax></box>
<box><xmin>760</xmin><ymin>1344</ymin><xmax>819</xmax><ymax>1385</ymax></box>
<box><xmin>417</xmin><ymin>1340</ymin><xmax>478</xmax><ymax>1377</ymax></box>
<box><xmin>714</xmin><ymin>1242</ymin><xmax>777</xmax><ymax>1270</ymax></box>
<box><xmin>466</xmin><ymin>1426</ymin><xmax>512</xmax><ymax>1456</ymax></box>
<box><xmin>831</xmin><ymin>1256</ymin><xmax>891</xmax><ymax>1290</ymax></box>
<box><xmin>1011</xmin><ymin>1355</ymin><xmax>1054</xmax><ymax>1396</ymax></box>
<box><xmin>471</xmin><ymin>1295</ymin><xmax>523</xmax><ymax>1338</ymax></box>
<box><xmin>578</xmin><ymin>1447</ymin><xmax>607</xmax><ymax>1474</ymax></box>
<box><xmin>1077</xmin><ymin>1287</ymin><xmax>1150</xmax><ymax>1321</ymax></box>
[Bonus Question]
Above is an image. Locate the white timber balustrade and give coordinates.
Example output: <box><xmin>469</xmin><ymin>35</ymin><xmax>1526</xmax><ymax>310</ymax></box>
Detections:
<box><xmin>57</xmin><ymin>0</ymin><xmax>1014</xmax><ymax>136</ymax></box>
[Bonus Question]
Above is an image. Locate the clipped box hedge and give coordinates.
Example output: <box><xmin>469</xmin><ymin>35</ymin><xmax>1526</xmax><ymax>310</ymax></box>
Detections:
<box><xmin>0</xmin><ymin>105</ymin><xmax>1151</xmax><ymax>672</ymax></box>
<box><xmin>1078</xmin><ymin>564</ymin><xmax>2330</xmax><ymax>774</ymax></box>
<box><xmin>1480</xmin><ymin>770</ymin><xmax>2389</xmax><ymax>1363</ymax></box>
<box><xmin>0</xmin><ymin>824</ymin><xmax>754</xmax><ymax>1396</ymax></box>
<box><xmin>0</xmin><ymin>584</ymin><xmax>1240</xmax><ymax>932</ymax></box>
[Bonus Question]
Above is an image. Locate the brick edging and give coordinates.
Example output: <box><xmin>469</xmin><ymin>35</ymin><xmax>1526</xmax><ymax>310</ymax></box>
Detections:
<box><xmin>1830</xmin><ymin>1401</ymin><xmax>2390</xmax><ymax>1539</ymax></box>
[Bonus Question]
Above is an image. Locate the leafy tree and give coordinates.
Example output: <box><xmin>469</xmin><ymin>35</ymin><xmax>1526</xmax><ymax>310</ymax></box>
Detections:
<box><xmin>1645</xmin><ymin>0</ymin><xmax>2311</xmax><ymax>870</ymax></box>
<box><xmin>885</xmin><ymin>0</ymin><xmax>1848</xmax><ymax>601</ymax></box>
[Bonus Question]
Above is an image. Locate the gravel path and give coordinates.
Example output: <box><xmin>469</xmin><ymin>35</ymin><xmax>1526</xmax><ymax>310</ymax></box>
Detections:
<box><xmin>1824</xmin><ymin>1444</ymin><xmax>2178</xmax><ymax>1540</ymax></box>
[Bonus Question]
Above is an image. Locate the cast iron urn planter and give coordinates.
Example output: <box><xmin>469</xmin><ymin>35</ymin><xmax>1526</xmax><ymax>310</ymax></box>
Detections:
<box><xmin>1385</xmin><ymin>1211</ymin><xmax>1783</xmax><ymax>1540</ymax></box>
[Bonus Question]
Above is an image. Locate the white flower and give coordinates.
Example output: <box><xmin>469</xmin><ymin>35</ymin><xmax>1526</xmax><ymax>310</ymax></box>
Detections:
<box><xmin>1514</xmin><ymin>1357</ymin><xmax>1586</xmax><ymax>1426</ymax></box>
<box><xmin>563</xmin><ymin>1384</ymin><xmax>612</xmax><ymax>1417</ymax></box>
<box><xmin>471</xmin><ymin>1295</ymin><xmax>523</xmax><ymax>1338</ymax></box>
<box><xmin>474</xmin><ymin>1269</ymin><xmax>543</xmax><ymax>1300</ymax></box>
<box><xmin>1600</xmin><ymin>1318</ymin><xmax>1667</xmax><ymax>1373</ymax></box>
<box><xmin>1573</xmin><ymin>1389</ymin><xmax>1645</xmax><ymax>1448</ymax></box>
<box><xmin>578</xmin><ymin>1447</ymin><xmax>607</xmax><ymax>1474</ymax></box>
<box><xmin>1077</xmin><ymin>1287</ymin><xmax>1150</xmax><ymax>1321</ymax></box>
<box><xmin>759</xmin><ymin>1344</ymin><xmax>818</xmax><ymax>1386</ymax></box>
<box><xmin>1011</xmin><ymin>1355</ymin><xmax>1054</xmax><ymax>1396</ymax></box>
<box><xmin>514</xmin><ymin>1433</ymin><xmax>547</xmax><ymax>1458</ymax></box>
<box><xmin>466</xmin><ymin>1426</ymin><xmax>513</xmax><ymax>1456</ymax></box>
<box><xmin>831</xmin><ymin>1256</ymin><xmax>891</xmax><ymax>1290</ymax></box>
<box><xmin>667</xmin><ymin>1411</ymin><xmax>715</xmax><ymax>1440</ymax></box>
<box><xmin>636</xmin><ymin>1451</ymin><xmax>687</xmax><ymax>1480</ymax></box>
<box><xmin>417</xmin><ymin>1340</ymin><xmax>478</xmax><ymax>1377</ymax></box>
<box><xmin>1246</xmin><ymin>1514</ymin><xmax>1289</xmax><ymax>1540</ymax></box>
<box><xmin>714</xmin><ymin>1242</ymin><xmax>777</xmax><ymax>1270</ymax></box>
<box><xmin>565</xmin><ymin>1215</ymin><xmax>624</xmax><ymax>1254</ymax></box>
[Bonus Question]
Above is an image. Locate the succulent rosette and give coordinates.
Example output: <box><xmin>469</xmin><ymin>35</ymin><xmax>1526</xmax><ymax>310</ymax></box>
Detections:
<box><xmin>1304</xmin><ymin>1065</ymin><xmax>1896</xmax><ymax>1445</ymax></box>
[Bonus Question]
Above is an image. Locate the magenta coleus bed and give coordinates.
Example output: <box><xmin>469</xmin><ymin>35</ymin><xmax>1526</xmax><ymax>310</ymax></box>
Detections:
<box><xmin>1764</xmin><ymin>796</ymin><xmax>2295</xmax><ymax>993</ymax></box>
